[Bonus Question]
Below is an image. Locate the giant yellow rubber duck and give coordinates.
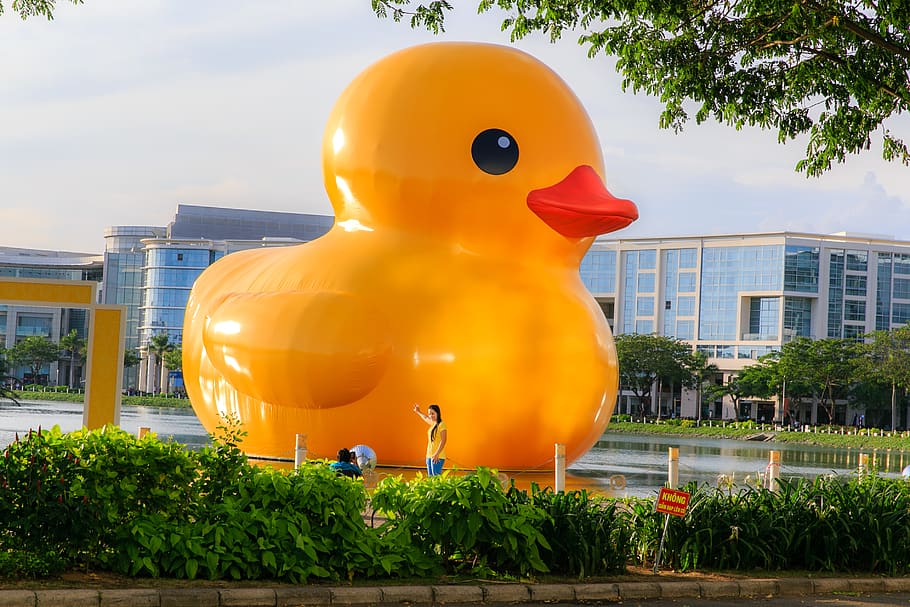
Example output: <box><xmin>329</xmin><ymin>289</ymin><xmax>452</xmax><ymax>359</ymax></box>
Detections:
<box><xmin>183</xmin><ymin>42</ymin><xmax>638</xmax><ymax>469</ymax></box>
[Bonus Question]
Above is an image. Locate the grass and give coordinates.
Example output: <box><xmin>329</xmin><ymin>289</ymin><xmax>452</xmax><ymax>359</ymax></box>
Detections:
<box><xmin>8</xmin><ymin>389</ymin><xmax>191</xmax><ymax>409</ymax></box>
<box><xmin>606</xmin><ymin>420</ymin><xmax>910</xmax><ymax>451</ymax></box>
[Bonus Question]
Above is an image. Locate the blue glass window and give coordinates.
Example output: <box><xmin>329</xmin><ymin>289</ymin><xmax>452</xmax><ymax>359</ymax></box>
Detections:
<box><xmin>876</xmin><ymin>254</ymin><xmax>892</xmax><ymax>331</ymax></box>
<box><xmin>784</xmin><ymin>245</ymin><xmax>819</xmax><ymax>293</ymax></box>
<box><xmin>894</xmin><ymin>303</ymin><xmax>910</xmax><ymax>325</ymax></box>
<box><xmin>637</xmin><ymin>273</ymin><xmax>655</xmax><ymax>293</ymax></box>
<box><xmin>828</xmin><ymin>251</ymin><xmax>845</xmax><ymax>338</ymax></box>
<box><xmin>894</xmin><ymin>278</ymin><xmax>910</xmax><ymax>300</ymax></box>
<box><xmin>580</xmin><ymin>250</ymin><xmax>617</xmax><ymax>294</ymax></box>
<box><xmin>846</xmin><ymin>250</ymin><xmax>868</xmax><ymax>272</ymax></box>
<box><xmin>676</xmin><ymin>320</ymin><xmax>694</xmax><ymax>339</ymax></box>
<box><xmin>699</xmin><ymin>245</ymin><xmax>783</xmax><ymax>340</ymax></box>
<box><xmin>639</xmin><ymin>250</ymin><xmax>657</xmax><ymax>270</ymax></box>
<box><xmin>895</xmin><ymin>254</ymin><xmax>910</xmax><ymax>275</ymax></box>
<box><xmin>635</xmin><ymin>320</ymin><xmax>654</xmax><ymax>334</ymax></box>
<box><xmin>677</xmin><ymin>296</ymin><xmax>695</xmax><ymax>316</ymax></box>
<box><xmin>845</xmin><ymin>275</ymin><xmax>867</xmax><ymax>297</ymax></box>
<box><xmin>679</xmin><ymin>248</ymin><xmax>697</xmax><ymax>269</ymax></box>
<box><xmin>844</xmin><ymin>300</ymin><xmax>866</xmax><ymax>322</ymax></box>
<box><xmin>784</xmin><ymin>297</ymin><xmax>812</xmax><ymax>338</ymax></box>
<box><xmin>678</xmin><ymin>272</ymin><xmax>696</xmax><ymax>292</ymax></box>
<box><xmin>637</xmin><ymin>297</ymin><xmax>654</xmax><ymax>316</ymax></box>
<box><xmin>844</xmin><ymin>325</ymin><xmax>865</xmax><ymax>341</ymax></box>
<box><xmin>749</xmin><ymin>297</ymin><xmax>779</xmax><ymax>340</ymax></box>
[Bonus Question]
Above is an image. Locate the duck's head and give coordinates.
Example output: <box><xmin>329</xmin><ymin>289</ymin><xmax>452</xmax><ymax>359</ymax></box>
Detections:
<box><xmin>322</xmin><ymin>42</ymin><xmax>638</xmax><ymax>261</ymax></box>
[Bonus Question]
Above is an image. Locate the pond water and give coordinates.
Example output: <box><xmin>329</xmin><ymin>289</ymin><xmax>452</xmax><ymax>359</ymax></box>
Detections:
<box><xmin>2</xmin><ymin>400</ymin><xmax>907</xmax><ymax>498</ymax></box>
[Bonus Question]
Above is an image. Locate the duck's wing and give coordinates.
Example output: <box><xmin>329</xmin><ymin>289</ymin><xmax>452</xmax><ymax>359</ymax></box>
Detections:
<box><xmin>198</xmin><ymin>290</ymin><xmax>391</xmax><ymax>409</ymax></box>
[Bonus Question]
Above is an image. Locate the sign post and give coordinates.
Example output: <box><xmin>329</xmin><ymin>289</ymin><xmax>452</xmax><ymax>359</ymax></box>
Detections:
<box><xmin>653</xmin><ymin>487</ymin><xmax>691</xmax><ymax>574</ymax></box>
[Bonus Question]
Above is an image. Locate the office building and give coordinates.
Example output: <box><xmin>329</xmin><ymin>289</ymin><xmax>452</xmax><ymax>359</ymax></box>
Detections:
<box><xmin>104</xmin><ymin>205</ymin><xmax>333</xmax><ymax>393</ymax></box>
<box><xmin>582</xmin><ymin>231</ymin><xmax>910</xmax><ymax>424</ymax></box>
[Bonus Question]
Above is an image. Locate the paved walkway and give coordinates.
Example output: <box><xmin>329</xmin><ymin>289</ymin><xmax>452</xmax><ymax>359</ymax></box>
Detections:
<box><xmin>3</xmin><ymin>577</ymin><xmax>910</xmax><ymax>606</ymax></box>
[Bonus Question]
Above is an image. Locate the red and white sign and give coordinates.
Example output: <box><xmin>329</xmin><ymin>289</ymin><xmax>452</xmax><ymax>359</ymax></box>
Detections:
<box><xmin>655</xmin><ymin>487</ymin><xmax>691</xmax><ymax>517</ymax></box>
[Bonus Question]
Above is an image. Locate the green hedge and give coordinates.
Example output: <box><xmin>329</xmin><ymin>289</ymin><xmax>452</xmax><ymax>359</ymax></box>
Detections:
<box><xmin>10</xmin><ymin>389</ymin><xmax>191</xmax><ymax>408</ymax></box>
<box><xmin>2</xmin><ymin>425</ymin><xmax>910</xmax><ymax>581</ymax></box>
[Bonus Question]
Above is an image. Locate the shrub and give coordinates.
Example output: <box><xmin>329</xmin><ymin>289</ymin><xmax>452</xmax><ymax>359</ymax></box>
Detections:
<box><xmin>371</xmin><ymin>468</ymin><xmax>549</xmax><ymax>577</ymax></box>
<box><xmin>511</xmin><ymin>484</ymin><xmax>631</xmax><ymax>577</ymax></box>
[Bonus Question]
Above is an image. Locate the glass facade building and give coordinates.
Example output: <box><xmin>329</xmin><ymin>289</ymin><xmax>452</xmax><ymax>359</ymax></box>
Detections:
<box><xmin>582</xmin><ymin>232</ymin><xmax>910</xmax><ymax>423</ymax></box>
<box><xmin>103</xmin><ymin>205</ymin><xmax>334</xmax><ymax>393</ymax></box>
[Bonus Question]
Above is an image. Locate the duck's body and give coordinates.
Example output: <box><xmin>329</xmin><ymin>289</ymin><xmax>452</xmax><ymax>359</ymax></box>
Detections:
<box><xmin>183</xmin><ymin>42</ymin><xmax>638</xmax><ymax>469</ymax></box>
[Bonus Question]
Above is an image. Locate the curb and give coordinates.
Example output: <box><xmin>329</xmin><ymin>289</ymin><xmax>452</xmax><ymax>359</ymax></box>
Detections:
<box><xmin>2</xmin><ymin>578</ymin><xmax>910</xmax><ymax>606</ymax></box>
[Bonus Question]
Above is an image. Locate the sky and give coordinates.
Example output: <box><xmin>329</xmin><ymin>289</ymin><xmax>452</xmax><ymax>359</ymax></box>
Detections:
<box><xmin>1</xmin><ymin>1</ymin><xmax>908</xmax><ymax>254</ymax></box>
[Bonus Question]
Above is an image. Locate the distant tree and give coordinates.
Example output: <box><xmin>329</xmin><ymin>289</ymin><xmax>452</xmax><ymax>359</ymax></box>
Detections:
<box><xmin>857</xmin><ymin>326</ymin><xmax>910</xmax><ymax>430</ymax></box>
<box><xmin>10</xmin><ymin>336</ymin><xmax>60</xmax><ymax>386</ymax></box>
<box><xmin>123</xmin><ymin>349</ymin><xmax>140</xmax><ymax>370</ymax></box>
<box><xmin>147</xmin><ymin>334</ymin><xmax>175</xmax><ymax>395</ymax></box>
<box><xmin>58</xmin><ymin>329</ymin><xmax>85</xmax><ymax>389</ymax></box>
<box><xmin>615</xmin><ymin>333</ymin><xmax>691</xmax><ymax>417</ymax></box>
<box><xmin>0</xmin><ymin>347</ymin><xmax>20</xmax><ymax>405</ymax></box>
<box><xmin>707</xmin><ymin>373</ymin><xmax>753</xmax><ymax>420</ymax></box>
<box><xmin>162</xmin><ymin>347</ymin><xmax>183</xmax><ymax>396</ymax></box>
<box><xmin>777</xmin><ymin>337</ymin><xmax>859</xmax><ymax>424</ymax></box>
<box><xmin>684</xmin><ymin>351</ymin><xmax>719</xmax><ymax>422</ymax></box>
<box><xmin>372</xmin><ymin>0</ymin><xmax>910</xmax><ymax>176</ymax></box>
<box><xmin>731</xmin><ymin>361</ymin><xmax>779</xmax><ymax>402</ymax></box>
<box><xmin>0</xmin><ymin>0</ymin><xmax>83</xmax><ymax>20</ymax></box>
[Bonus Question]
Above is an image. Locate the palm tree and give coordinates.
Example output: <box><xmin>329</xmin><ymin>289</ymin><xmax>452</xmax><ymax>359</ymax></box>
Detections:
<box><xmin>58</xmin><ymin>329</ymin><xmax>85</xmax><ymax>389</ymax></box>
<box><xmin>147</xmin><ymin>334</ymin><xmax>175</xmax><ymax>395</ymax></box>
<box><xmin>162</xmin><ymin>346</ymin><xmax>183</xmax><ymax>397</ymax></box>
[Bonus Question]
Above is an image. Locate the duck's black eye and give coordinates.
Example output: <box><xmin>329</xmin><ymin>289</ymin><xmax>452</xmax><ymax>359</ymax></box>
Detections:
<box><xmin>471</xmin><ymin>129</ymin><xmax>519</xmax><ymax>175</ymax></box>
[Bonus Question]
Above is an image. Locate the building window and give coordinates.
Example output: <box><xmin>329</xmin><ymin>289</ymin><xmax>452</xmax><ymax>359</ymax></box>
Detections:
<box><xmin>895</xmin><ymin>254</ymin><xmax>910</xmax><ymax>275</ymax></box>
<box><xmin>749</xmin><ymin>297</ymin><xmax>779</xmax><ymax>340</ymax></box>
<box><xmin>784</xmin><ymin>245</ymin><xmax>819</xmax><ymax>293</ymax></box>
<box><xmin>639</xmin><ymin>249</ymin><xmax>657</xmax><ymax>270</ymax></box>
<box><xmin>844</xmin><ymin>324</ymin><xmax>865</xmax><ymax>341</ymax></box>
<box><xmin>894</xmin><ymin>303</ymin><xmax>910</xmax><ymax>325</ymax></box>
<box><xmin>678</xmin><ymin>272</ymin><xmax>697</xmax><ymax>292</ymax></box>
<box><xmin>876</xmin><ymin>253</ymin><xmax>892</xmax><ymax>331</ymax></box>
<box><xmin>784</xmin><ymin>297</ymin><xmax>812</xmax><ymax>338</ymax></box>
<box><xmin>579</xmin><ymin>250</ymin><xmax>617</xmax><ymax>294</ymax></box>
<box><xmin>845</xmin><ymin>275</ymin><xmax>867</xmax><ymax>297</ymax></box>
<box><xmin>675</xmin><ymin>320</ymin><xmax>694</xmax><ymax>340</ymax></box>
<box><xmin>846</xmin><ymin>250</ymin><xmax>868</xmax><ymax>272</ymax></box>
<box><xmin>637</xmin><ymin>297</ymin><xmax>654</xmax><ymax>316</ymax></box>
<box><xmin>637</xmin><ymin>273</ymin><xmax>655</xmax><ymax>293</ymax></box>
<box><xmin>678</xmin><ymin>248</ymin><xmax>697</xmax><ymax>269</ymax></box>
<box><xmin>677</xmin><ymin>296</ymin><xmax>695</xmax><ymax>316</ymax></box>
<box><xmin>894</xmin><ymin>278</ymin><xmax>910</xmax><ymax>300</ymax></box>
<box><xmin>828</xmin><ymin>251</ymin><xmax>845</xmax><ymax>338</ymax></box>
<box><xmin>844</xmin><ymin>300</ymin><xmax>866</xmax><ymax>322</ymax></box>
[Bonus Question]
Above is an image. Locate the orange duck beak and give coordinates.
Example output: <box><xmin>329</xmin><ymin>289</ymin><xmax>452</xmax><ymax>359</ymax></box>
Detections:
<box><xmin>527</xmin><ymin>165</ymin><xmax>638</xmax><ymax>238</ymax></box>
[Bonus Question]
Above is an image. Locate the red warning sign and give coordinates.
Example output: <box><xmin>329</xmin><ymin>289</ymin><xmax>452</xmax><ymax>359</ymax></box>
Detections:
<box><xmin>655</xmin><ymin>487</ymin><xmax>691</xmax><ymax>517</ymax></box>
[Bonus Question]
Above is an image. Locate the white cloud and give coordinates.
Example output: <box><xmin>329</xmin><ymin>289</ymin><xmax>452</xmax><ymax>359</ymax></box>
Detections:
<box><xmin>1</xmin><ymin>0</ymin><xmax>907</xmax><ymax>252</ymax></box>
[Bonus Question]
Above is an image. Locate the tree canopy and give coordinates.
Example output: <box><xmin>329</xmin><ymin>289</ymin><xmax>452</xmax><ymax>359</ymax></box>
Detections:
<box><xmin>0</xmin><ymin>0</ymin><xmax>82</xmax><ymax>20</ymax></box>
<box><xmin>614</xmin><ymin>333</ymin><xmax>692</xmax><ymax>416</ymax></box>
<box><xmin>9</xmin><ymin>336</ymin><xmax>60</xmax><ymax>385</ymax></box>
<box><xmin>372</xmin><ymin>0</ymin><xmax>910</xmax><ymax>176</ymax></box>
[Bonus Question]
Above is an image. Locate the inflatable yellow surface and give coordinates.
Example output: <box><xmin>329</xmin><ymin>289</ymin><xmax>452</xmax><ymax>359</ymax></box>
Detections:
<box><xmin>183</xmin><ymin>42</ymin><xmax>638</xmax><ymax>469</ymax></box>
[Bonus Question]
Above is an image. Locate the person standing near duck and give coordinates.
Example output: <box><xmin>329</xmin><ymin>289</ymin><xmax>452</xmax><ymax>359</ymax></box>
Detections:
<box><xmin>413</xmin><ymin>403</ymin><xmax>447</xmax><ymax>476</ymax></box>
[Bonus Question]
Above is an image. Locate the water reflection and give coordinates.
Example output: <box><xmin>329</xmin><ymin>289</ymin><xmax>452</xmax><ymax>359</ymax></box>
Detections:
<box><xmin>0</xmin><ymin>400</ymin><xmax>210</xmax><ymax>450</ymax></box>
<box><xmin>570</xmin><ymin>433</ymin><xmax>909</xmax><ymax>498</ymax></box>
<box><xmin>1</xmin><ymin>402</ymin><xmax>906</xmax><ymax>499</ymax></box>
